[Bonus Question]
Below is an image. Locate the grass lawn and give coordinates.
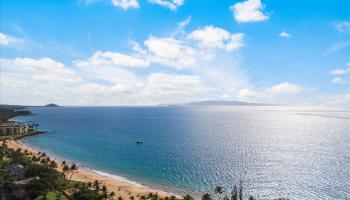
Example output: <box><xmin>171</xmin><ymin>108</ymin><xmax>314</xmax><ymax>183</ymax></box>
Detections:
<box><xmin>45</xmin><ymin>191</ymin><xmax>68</xmax><ymax>200</ymax></box>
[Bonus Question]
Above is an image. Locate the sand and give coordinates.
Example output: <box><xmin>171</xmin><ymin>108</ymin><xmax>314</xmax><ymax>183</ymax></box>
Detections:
<box><xmin>2</xmin><ymin>139</ymin><xmax>178</xmax><ymax>199</ymax></box>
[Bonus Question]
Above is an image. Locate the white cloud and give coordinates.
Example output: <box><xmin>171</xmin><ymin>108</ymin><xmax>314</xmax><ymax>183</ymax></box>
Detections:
<box><xmin>0</xmin><ymin>56</ymin><xmax>147</xmax><ymax>105</ymax></box>
<box><xmin>0</xmin><ymin>57</ymin><xmax>84</xmax><ymax>105</ymax></box>
<box><xmin>149</xmin><ymin>0</ymin><xmax>184</xmax><ymax>10</ymax></box>
<box><xmin>143</xmin><ymin>37</ymin><xmax>197</xmax><ymax>69</ymax></box>
<box><xmin>230</xmin><ymin>0</ymin><xmax>269</xmax><ymax>23</ymax></box>
<box><xmin>326</xmin><ymin>93</ymin><xmax>350</xmax><ymax>107</ymax></box>
<box><xmin>186</xmin><ymin>26</ymin><xmax>244</xmax><ymax>52</ymax></box>
<box><xmin>140</xmin><ymin>25</ymin><xmax>244</xmax><ymax>69</ymax></box>
<box><xmin>74</xmin><ymin>51</ymin><xmax>150</xmax><ymax>68</ymax></box>
<box><xmin>266</xmin><ymin>82</ymin><xmax>301</xmax><ymax>94</ymax></box>
<box><xmin>73</xmin><ymin>53</ymin><xmax>145</xmax><ymax>86</ymax></box>
<box><xmin>111</xmin><ymin>0</ymin><xmax>139</xmax><ymax>9</ymax></box>
<box><xmin>238</xmin><ymin>82</ymin><xmax>302</xmax><ymax>103</ymax></box>
<box><xmin>0</xmin><ymin>33</ymin><xmax>10</xmax><ymax>45</ymax></box>
<box><xmin>238</xmin><ymin>88</ymin><xmax>261</xmax><ymax>99</ymax></box>
<box><xmin>171</xmin><ymin>16</ymin><xmax>191</xmax><ymax>37</ymax></box>
<box><xmin>333</xmin><ymin>21</ymin><xmax>350</xmax><ymax>33</ymax></box>
<box><xmin>0</xmin><ymin>24</ymin><xmax>251</xmax><ymax>105</ymax></box>
<box><xmin>279</xmin><ymin>31</ymin><xmax>291</xmax><ymax>38</ymax></box>
<box><xmin>0</xmin><ymin>57</ymin><xmax>80</xmax><ymax>84</ymax></box>
<box><xmin>0</xmin><ymin>32</ymin><xmax>24</xmax><ymax>46</ymax></box>
<box><xmin>323</xmin><ymin>40</ymin><xmax>350</xmax><ymax>55</ymax></box>
<box><xmin>332</xmin><ymin>77</ymin><xmax>348</xmax><ymax>84</ymax></box>
<box><xmin>330</xmin><ymin>67</ymin><xmax>350</xmax><ymax>75</ymax></box>
<box><xmin>144</xmin><ymin>73</ymin><xmax>211</xmax><ymax>103</ymax></box>
<box><xmin>178</xmin><ymin>16</ymin><xmax>191</xmax><ymax>28</ymax></box>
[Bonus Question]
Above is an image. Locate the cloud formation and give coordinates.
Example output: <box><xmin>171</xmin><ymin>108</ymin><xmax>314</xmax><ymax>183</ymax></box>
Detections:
<box><xmin>144</xmin><ymin>73</ymin><xmax>210</xmax><ymax>97</ymax></box>
<box><xmin>1</xmin><ymin>24</ymin><xmax>244</xmax><ymax>105</ymax></box>
<box><xmin>333</xmin><ymin>21</ymin><xmax>350</xmax><ymax>33</ymax></box>
<box><xmin>111</xmin><ymin>0</ymin><xmax>139</xmax><ymax>9</ymax></box>
<box><xmin>230</xmin><ymin>0</ymin><xmax>269</xmax><ymax>23</ymax></box>
<box><xmin>331</xmin><ymin>77</ymin><xmax>348</xmax><ymax>85</ymax></box>
<box><xmin>143</xmin><ymin>37</ymin><xmax>196</xmax><ymax>69</ymax></box>
<box><xmin>1</xmin><ymin>57</ymin><xmax>80</xmax><ymax>84</ymax></box>
<box><xmin>131</xmin><ymin>25</ymin><xmax>244</xmax><ymax>69</ymax></box>
<box><xmin>149</xmin><ymin>0</ymin><xmax>184</xmax><ymax>10</ymax></box>
<box><xmin>279</xmin><ymin>31</ymin><xmax>291</xmax><ymax>38</ymax></box>
<box><xmin>186</xmin><ymin>26</ymin><xmax>244</xmax><ymax>52</ymax></box>
<box><xmin>0</xmin><ymin>32</ymin><xmax>23</xmax><ymax>46</ymax></box>
<box><xmin>326</xmin><ymin>93</ymin><xmax>350</xmax><ymax>107</ymax></box>
<box><xmin>74</xmin><ymin>51</ymin><xmax>150</xmax><ymax>69</ymax></box>
<box><xmin>238</xmin><ymin>82</ymin><xmax>302</xmax><ymax>103</ymax></box>
<box><xmin>330</xmin><ymin>66</ymin><xmax>350</xmax><ymax>75</ymax></box>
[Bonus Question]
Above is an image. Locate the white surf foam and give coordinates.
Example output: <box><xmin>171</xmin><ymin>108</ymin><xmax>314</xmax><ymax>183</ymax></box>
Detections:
<box><xmin>88</xmin><ymin>168</ymin><xmax>146</xmax><ymax>188</ymax></box>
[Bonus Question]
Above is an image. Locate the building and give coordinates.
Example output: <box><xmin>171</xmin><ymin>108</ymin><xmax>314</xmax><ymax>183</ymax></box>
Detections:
<box><xmin>0</xmin><ymin>122</ymin><xmax>29</xmax><ymax>135</ymax></box>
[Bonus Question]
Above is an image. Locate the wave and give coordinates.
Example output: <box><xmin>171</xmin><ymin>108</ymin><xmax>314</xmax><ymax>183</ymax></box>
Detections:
<box><xmin>88</xmin><ymin>168</ymin><xmax>146</xmax><ymax>188</ymax></box>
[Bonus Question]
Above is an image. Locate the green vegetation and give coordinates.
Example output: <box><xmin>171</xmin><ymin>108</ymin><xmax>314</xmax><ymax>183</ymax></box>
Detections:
<box><xmin>0</xmin><ymin>106</ymin><xmax>32</xmax><ymax>121</ymax></box>
<box><xmin>0</xmin><ymin>141</ymin><xmax>117</xmax><ymax>200</ymax></box>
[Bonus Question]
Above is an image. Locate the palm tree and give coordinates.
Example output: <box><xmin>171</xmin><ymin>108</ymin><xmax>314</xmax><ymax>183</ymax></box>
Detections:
<box><xmin>148</xmin><ymin>192</ymin><xmax>154</xmax><ymax>199</ymax></box>
<box><xmin>49</xmin><ymin>160</ymin><xmax>57</xmax><ymax>169</ymax></box>
<box><xmin>140</xmin><ymin>196</ymin><xmax>147</xmax><ymax>200</ymax></box>
<box><xmin>62</xmin><ymin>164</ymin><xmax>70</xmax><ymax>179</ymax></box>
<box><xmin>238</xmin><ymin>182</ymin><xmax>243</xmax><ymax>200</ymax></box>
<box><xmin>183</xmin><ymin>194</ymin><xmax>194</xmax><ymax>200</ymax></box>
<box><xmin>202</xmin><ymin>193</ymin><xmax>212</xmax><ymax>200</ymax></box>
<box><xmin>102</xmin><ymin>185</ymin><xmax>107</xmax><ymax>193</ymax></box>
<box><xmin>223</xmin><ymin>195</ymin><xmax>229</xmax><ymax>200</ymax></box>
<box><xmin>40</xmin><ymin>158</ymin><xmax>47</xmax><ymax>165</ymax></box>
<box><xmin>69</xmin><ymin>164</ymin><xmax>78</xmax><ymax>180</ymax></box>
<box><xmin>214</xmin><ymin>186</ymin><xmax>224</xmax><ymax>194</ymax></box>
<box><xmin>231</xmin><ymin>185</ymin><xmax>238</xmax><ymax>200</ymax></box>
<box><xmin>169</xmin><ymin>195</ymin><xmax>177</xmax><ymax>200</ymax></box>
<box><xmin>151</xmin><ymin>193</ymin><xmax>159</xmax><ymax>200</ymax></box>
<box><xmin>109</xmin><ymin>192</ymin><xmax>116</xmax><ymax>200</ymax></box>
<box><xmin>93</xmin><ymin>180</ymin><xmax>100</xmax><ymax>191</ymax></box>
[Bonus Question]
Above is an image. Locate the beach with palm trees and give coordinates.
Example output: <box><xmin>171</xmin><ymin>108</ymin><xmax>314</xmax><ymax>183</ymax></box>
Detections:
<box><xmin>5</xmin><ymin>139</ymin><xmax>177</xmax><ymax>199</ymax></box>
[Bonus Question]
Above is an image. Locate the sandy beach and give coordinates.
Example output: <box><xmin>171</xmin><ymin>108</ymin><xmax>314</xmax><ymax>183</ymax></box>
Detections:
<box><xmin>3</xmin><ymin>139</ymin><xmax>177</xmax><ymax>199</ymax></box>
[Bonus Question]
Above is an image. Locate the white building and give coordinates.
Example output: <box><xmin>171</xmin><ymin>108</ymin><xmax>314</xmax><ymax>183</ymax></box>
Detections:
<box><xmin>0</xmin><ymin>122</ymin><xmax>29</xmax><ymax>135</ymax></box>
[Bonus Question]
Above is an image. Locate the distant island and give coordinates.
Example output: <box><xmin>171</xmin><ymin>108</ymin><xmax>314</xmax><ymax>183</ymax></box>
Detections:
<box><xmin>45</xmin><ymin>103</ymin><xmax>60</xmax><ymax>107</ymax></box>
<box><xmin>160</xmin><ymin>100</ymin><xmax>274</xmax><ymax>107</ymax></box>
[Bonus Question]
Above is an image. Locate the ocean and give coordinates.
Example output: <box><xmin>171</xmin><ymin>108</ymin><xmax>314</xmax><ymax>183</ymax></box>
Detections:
<box><xmin>16</xmin><ymin>106</ymin><xmax>350</xmax><ymax>200</ymax></box>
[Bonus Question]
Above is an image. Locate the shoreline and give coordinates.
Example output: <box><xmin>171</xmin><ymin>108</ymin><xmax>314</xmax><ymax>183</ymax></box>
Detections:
<box><xmin>5</xmin><ymin>139</ymin><xmax>179</xmax><ymax>199</ymax></box>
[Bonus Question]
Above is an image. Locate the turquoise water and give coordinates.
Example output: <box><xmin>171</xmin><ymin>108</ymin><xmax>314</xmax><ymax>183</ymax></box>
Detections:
<box><xmin>16</xmin><ymin>106</ymin><xmax>350</xmax><ymax>200</ymax></box>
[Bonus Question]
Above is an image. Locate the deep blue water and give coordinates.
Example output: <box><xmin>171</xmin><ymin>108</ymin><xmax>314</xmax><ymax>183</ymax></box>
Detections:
<box><xmin>16</xmin><ymin>106</ymin><xmax>350</xmax><ymax>200</ymax></box>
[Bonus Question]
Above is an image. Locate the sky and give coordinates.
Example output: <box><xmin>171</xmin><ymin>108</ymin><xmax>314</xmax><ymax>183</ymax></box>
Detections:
<box><xmin>0</xmin><ymin>0</ymin><xmax>349</xmax><ymax>106</ymax></box>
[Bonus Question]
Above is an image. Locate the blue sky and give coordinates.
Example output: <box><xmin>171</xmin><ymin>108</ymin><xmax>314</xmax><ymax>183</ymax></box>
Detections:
<box><xmin>0</xmin><ymin>0</ymin><xmax>349</xmax><ymax>106</ymax></box>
